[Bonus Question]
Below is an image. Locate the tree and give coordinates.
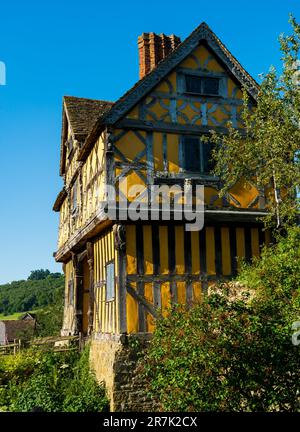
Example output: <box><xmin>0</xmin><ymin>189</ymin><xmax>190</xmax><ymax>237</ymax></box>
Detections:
<box><xmin>210</xmin><ymin>16</ymin><xmax>300</xmax><ymax>229</ymax></box>
<box><xmin>27</xmin><ymin>269</ymin><xmax>50</xmax><ymax>281</ymax></box>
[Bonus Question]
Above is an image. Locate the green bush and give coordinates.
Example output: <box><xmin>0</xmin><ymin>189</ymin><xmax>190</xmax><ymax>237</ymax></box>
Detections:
<box><xmin>0</xmin><ymin>346</ymin><xmax>108</xmax><ymax>412</ymax></box>
<box><xmin>142</xmin><ymin>227</ymin><xmax>300</xmax><ymax>412</ymax></box>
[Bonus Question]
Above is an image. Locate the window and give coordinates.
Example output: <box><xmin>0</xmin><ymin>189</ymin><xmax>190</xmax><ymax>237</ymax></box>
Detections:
<box><xmin>182</xmin><ymin>137</ymin><xmax>214</xmax><ymax>174</ymax></box>
<box><xmin>68</xmin><ymin>279</ymin><xmax>74</xmax><ymax>306</ymax></box>
<box><xmin>106</xmin><ymin>262</ymin><xmax>115</xmax><ymax>301</ymax></box>
<box><xmin>185</xmin><ymin>74</ymin><xmax>220</xmax><ymax>96</ymax></box>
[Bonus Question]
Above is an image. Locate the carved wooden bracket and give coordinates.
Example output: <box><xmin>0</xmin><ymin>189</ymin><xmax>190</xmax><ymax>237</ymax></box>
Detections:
<box><xmin>113</xmin><ymin>224</ymin><xmax>126</xmax><ymax>252</ymax></box>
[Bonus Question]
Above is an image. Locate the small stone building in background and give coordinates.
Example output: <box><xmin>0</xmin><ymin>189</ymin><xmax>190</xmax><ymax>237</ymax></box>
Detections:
<box><xmin>0</xmin><ymin>314</ymin><xmax>36</xmax><ymax>345</ymax></box>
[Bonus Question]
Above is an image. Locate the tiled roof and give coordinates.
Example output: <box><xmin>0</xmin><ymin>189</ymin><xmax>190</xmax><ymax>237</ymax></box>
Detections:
<box><xmin>64</xmin><ymin>96</ymin><xmax>114</xmax><ymax>140</ymax></box>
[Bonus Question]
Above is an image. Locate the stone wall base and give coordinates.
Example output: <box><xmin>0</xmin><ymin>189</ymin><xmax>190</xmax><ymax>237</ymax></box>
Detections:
<box><xmin>89</xmin><ymin>333</ymin><xmax>157</xmax><ymax>412</ymax></box>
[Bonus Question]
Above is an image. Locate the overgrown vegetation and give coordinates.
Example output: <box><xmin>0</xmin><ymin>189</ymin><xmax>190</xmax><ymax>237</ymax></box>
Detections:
<box><xmin>142</xmin><ymin>226</ymin><xmax>300</xmax><ymax>411</ymax></box>
<box><xmin>0</xmin><ymin>345</ymin><xmax>108</xmax><ymax>412</ymax></box>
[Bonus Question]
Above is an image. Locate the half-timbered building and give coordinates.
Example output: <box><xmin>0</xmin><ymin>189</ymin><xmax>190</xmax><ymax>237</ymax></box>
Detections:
<box><xmin>53</xmin><ymin>22</ymin><xmax>268</xmax><ymax>410</ymax></box>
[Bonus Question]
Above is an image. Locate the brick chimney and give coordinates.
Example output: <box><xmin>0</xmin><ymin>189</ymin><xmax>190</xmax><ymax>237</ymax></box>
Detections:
<box><xmin>138</xmin><ymin>32</ymin><xmax>181</xmax><ymax>79</ymax></box>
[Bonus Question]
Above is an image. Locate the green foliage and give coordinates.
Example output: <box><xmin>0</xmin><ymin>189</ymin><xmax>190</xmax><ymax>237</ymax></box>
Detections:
<box><xmin>210</xmin><ymin>16</ymin><xmax>300</xmax><ymax>229</ymax></box>
<box><xmin>142</xmin><ymin>227</ymin><xmax>300</xmax><ymax>412</ymax></box>
<box><xmin>0</xmin><ymin>273</ymin><xmax>64</xmax><ymax>316</ymax></box>
<box><xmin>0</xmin><ymin>346</ymin><xmax>108</xmax><ymax>412</ymax></box>
<box><xmin>34</xmin><ymin>286</ymin><xmax>64</xmax><ymax>337</ymax></box>
<box><xmin>28</xmin><ymin>269</ymin><xmax>51</xmax><ymax>280</ymax></box>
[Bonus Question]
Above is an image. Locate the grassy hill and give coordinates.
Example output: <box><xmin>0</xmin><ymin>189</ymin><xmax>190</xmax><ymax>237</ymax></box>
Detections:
<box><xmin>0</xmin><ymin>310</ymin><xmax>39</xmax><ymax>320</ymax></box>
<box><xmin>0</xmin><ymin>270</ymin><xmax>65</xmax><ymax>336</ymax></box>
<box><xmin>0</xmin><ymin>272</ymin><xmax>64</xmax><ymax>317</ymax></box>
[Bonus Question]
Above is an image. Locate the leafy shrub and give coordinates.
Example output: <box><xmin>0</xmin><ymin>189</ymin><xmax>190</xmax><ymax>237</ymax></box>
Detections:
<box><xmin>142</xmin><ymin>227</ymin><xmax>300</xmax><ymax>412</ymax></box>
<box><xmin>0</xmin><ymin>346</ymin><xmax>108</xmax><ymax>412</ymax></box>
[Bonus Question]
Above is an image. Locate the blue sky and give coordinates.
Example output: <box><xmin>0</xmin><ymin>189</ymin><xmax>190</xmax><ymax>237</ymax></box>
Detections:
<box><xmin>0</xmin><ymin>0</ymin><xmax>299</xmax><ymax>284</ymax></box>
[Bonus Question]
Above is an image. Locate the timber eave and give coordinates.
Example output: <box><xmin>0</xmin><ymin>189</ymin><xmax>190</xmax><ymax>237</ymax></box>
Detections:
<box><xmin>53</xmin><ymin>188</ymin><xmax>67</xmax><ymax>212</ymax></box>
<box><xmin>54</xmin><ymin>216</ymin><xmax>113</xmax><ymax>263</ymax></box>
<box><xmin>54</xmin><ymin>207</ymin><xmax>267</xmax><ymax>262</ymax></box>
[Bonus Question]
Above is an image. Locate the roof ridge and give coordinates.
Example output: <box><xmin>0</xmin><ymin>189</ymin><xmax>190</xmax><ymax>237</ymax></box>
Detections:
<box><xmin>64</xmin><ymin>95</ymin><xmax>114</xmax><ymax>104</ymax></box>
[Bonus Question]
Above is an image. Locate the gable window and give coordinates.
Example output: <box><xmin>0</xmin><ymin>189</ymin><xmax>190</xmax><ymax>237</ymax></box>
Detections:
<box><xmin>182</xmin><ymin>136</ymin><xmax>214</xmax><ymax>175</ymax></box>
<box><xmin>106</xmin><ymin>262</ymin><xmax>115</xmax><ymax>301</ymax></box>
<box><xmin>185</xmin><ymin>74</ymin><xmax>220</xmax><ymax>96</ymax></box>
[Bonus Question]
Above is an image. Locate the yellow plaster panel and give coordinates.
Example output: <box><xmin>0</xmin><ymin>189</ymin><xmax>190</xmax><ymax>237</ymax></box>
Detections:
<box><xmin>146</xmin><ymin>99</ymin><xmax>170</xmax><ymax>122</ymax></box>
<box><xmin>192</xmin><ymin>282</ymin><xmax>202</xmax><ymax>302</ymax></box>
<box><xmin>126</xmin><ymin>284</ymin><xmax>139</xmax><ymax>334</ymax></box>
<box><xmin>126</xmin><ymin>104</ymin><xmax>139</xmax><ymax>120</ymax></box>
<box><xmin>205</xmin><ymin>57</ymin><xmax>225</xmax><ymax>73</ymax></box>
<box><xmin>126</xmin><ymin>225</ymin><xmax>137</xmax><ymax>274</ymax></box>
<box><xmin>114</xmin><ymin>130</ymin><xmax>146</xmax><ymax>163</ymax></box>
<box><xmin>159</xmin><ymin>226</ymin><xmax>169</xmax><ymax>275</ymax></box>
<box><xmin>153</xmin><ymin>132</ymin><xmax>164</xmax><ymax>171</ymax></box>
<box><xmin>206</xmin><ymin>227</ymin><xmax>216</xmax><ymax>275</ymax></box>
<box><xmin>191</xmin><ymin>231</ymin><xmax>200</xmax><ymax>274</ymax></box>
<box><xmin>144</xmin><ymin>282</ymin><xmax>155</xmax><ymax>333</ymax></box>
<box><xmin>205</xmin><ymin>187</ymin><xmax>223</xmax><ymax>207</ymax></box>
<box><xmin>177</xmin><ymin>281</ymin><xmax>186</xmax><ymax>304</ymax></box>
<box><xmin>175</xmin><ymin>226</ymin><xmax>185</xmax><ymax>274</ymax></box>
<box><xmin>229</xmin><ymin>179</ymin><xmax>259</xmax><ymax>208</ymax></box>
<box><xmin>143</xmin><ymin>225</ymin><xmax>153</xmax><ymax>274</ymax></box>
<box><xmin>228</xmin><ymin>78</ymin><xmax>243</xmax><ymax>99</ymax></box>
<box><xmin>221</xmin><ymin>227</ymin><xmax>231</xmax><ymax>275</ymax></box>
<box><xmin>207</xmin><ymin>104</ymin><xmax>230</xmax><ymax>126</ymax></box>
<box><xmin>167</xmin><ymin>134</ymin><xmax>179</xmax><ymax>173</ymax></box>
<box><xmin>161</xmin><ymin>282</ymin><xmax>171</xmax><ymax>317</ymax></box>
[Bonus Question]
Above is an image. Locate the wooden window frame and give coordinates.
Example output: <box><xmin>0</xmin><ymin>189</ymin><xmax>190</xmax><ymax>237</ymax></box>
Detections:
<box><xmin>105</xmin><ymin>261</ymin><xmax>115</xmax><ymax>302</ymax></box>
<box><xmin>184</xmin><ymin>74</ymin><xmax>220</xmax><ymax>97</ymax></box>
<box><xmin>181</xmin><ymin>136</ymin><xmax>215</xmax><ymax>176</ymax></box>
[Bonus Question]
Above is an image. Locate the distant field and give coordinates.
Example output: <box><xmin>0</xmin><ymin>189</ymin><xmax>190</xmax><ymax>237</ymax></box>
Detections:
<box><xmin>0</xmin><ymin>310</ymin><xmax>38</xmax><ymax>320</ymax></box>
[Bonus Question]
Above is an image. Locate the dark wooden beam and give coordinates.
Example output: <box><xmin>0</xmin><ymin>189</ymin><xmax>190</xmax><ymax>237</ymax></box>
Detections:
<box><xmin>115</xmin><ymin>118</ymin><xmax>246</xmax><ymax>137</ymax></box>
<box><xmin>126</xmin><ymin>283</ymin><xmax>160</xmax><ymax>319</ymax></box>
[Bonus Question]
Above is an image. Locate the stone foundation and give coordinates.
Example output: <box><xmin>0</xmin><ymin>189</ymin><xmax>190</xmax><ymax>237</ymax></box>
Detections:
<box><xmin>89</xmin><ymin>333</ymin><xmax>157</xmax><ymax>412</ymax></box>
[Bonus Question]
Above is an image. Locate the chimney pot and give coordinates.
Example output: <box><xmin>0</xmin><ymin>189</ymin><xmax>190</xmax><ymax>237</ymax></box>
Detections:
<box><xmin>138</xmin><ymin>32</ymin><xmax>181</xmax><ymax>79</ymax></box>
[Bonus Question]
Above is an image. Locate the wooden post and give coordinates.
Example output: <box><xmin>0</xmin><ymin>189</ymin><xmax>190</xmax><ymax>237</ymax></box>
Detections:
<box><xmin>72</xmin><ymin>252</ymin><xmax>84</xmax><ymax>335</ymax></box>
<box><xmin>114</xmin><ymin>224</ymin><xmax>127</xmax><ymax>334</ymax></box>
<box><xmin>18</xmin><ymin>339</ymin><xmax>21</xmax><ymax>353</ymax></box>
<box><xmin>13</xmin><ymin>339</ymin><xmax>16</xmax><ymax>356</ymax></box>
<box><xmin>87</xmin><ymin>242</ymin><xmax>94</xmax><ymax>336</ymax></box>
